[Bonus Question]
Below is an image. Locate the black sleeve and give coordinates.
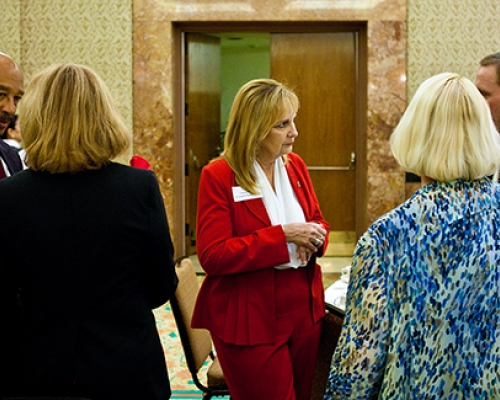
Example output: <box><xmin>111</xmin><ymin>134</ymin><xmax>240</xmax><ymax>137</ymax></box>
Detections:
<box><xmin>141</xmin><ymin>172</ymin><xmax>178</xmax><ymax>309</ymax></box>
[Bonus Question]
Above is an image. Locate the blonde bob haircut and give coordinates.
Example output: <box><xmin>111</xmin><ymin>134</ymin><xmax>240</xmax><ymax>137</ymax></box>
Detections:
<box><xmin>390</xmin><ymin>72</ymin><xmax>500</xmax><ymax>182</ymax></box>
<box><xmin>20</xmin><ymin>63</ymin><xmax>131</xmax><ymax>173</ymax></box>
<box><xmin>222</xmin><ymin>78</ymin><xmax>299</xmax><ymax>194</ymax></box>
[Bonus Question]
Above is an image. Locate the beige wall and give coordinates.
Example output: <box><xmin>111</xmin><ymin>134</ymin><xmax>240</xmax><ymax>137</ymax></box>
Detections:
<box><xmin>2</xmin><ymin>0</ymin><xmax>22</xmax><ymax>61</ymax></box>
<box><xmin>407</xmin><ymin>0</ymin><xmax>500</xmax><ymax>98</ymax></box>
<box><xmin>2</xmin><ymin>0</ymin><xmax>133</xmax><ymax>151</ymax></box>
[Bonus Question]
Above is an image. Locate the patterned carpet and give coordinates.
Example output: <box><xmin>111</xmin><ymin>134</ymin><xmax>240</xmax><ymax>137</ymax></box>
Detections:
<box><xmin>154</xmin><ymin>272</ymin><xmax>341</xmax><ymax>399</ymax></box>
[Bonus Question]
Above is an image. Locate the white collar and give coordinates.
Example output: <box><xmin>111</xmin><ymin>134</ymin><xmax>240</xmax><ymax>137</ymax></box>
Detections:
<box><xmin>255</xmin><ymin>158</ymin><xmax>305</xmax><ymax>268</ymax></box>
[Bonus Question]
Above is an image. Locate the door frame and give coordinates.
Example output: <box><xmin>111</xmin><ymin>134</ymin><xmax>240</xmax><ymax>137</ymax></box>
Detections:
<box><xmin>173</xmin><ymin>21</ymin><xmax>368</xmax><ymax>257</ymax></box>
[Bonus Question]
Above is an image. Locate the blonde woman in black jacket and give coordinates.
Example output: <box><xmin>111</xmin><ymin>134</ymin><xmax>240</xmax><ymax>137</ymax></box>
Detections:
<box><xmin>0</xmin><ymin>63</ymin><xmax>177</xmax><ymax>400</ymax></box>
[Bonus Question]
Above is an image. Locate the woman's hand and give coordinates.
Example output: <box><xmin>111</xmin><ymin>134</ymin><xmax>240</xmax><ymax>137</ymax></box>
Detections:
<box><xmin>297</xmin><ymin>244</ymin><xmax>315</xmax><ymax>265</ymax></box>
<box><xmin>282</xmin><ymin>222</ymin><xmax>327</xmax><ymax>252</ymax></box>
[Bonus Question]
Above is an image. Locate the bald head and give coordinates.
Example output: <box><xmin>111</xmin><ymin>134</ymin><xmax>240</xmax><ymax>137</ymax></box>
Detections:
<box><xmin>0</xmin><ymin>53</ymin><xmax>23</xmax><ymax>77</ymax></box>
<box><xmin>0</xmin><ymin>52</ymin><xmax>16</xmax><ymax>63</ymax></box>
<box><xmin>0</xmin><ymin>52</ymin><xmax>24</xmax><ymax>136</ymax></box>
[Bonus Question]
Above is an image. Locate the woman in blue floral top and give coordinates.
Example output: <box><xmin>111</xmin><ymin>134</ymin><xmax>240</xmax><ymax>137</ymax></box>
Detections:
<box><xmin>324</xmin><ymin>72</ymin><xmax>500</xmax><ymax>399</ymax></box>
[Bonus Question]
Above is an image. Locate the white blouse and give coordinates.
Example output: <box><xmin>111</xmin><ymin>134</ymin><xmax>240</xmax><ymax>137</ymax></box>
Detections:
<box><xmin>254</xmin><ymin>158</ymin><xmax>306</xmax><ymax>268</ymax></box>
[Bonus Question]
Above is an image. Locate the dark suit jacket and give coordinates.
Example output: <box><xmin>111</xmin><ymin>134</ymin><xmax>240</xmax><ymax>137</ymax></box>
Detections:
<box><xmin>0</xmin><ymin>139</ymin><xmax>23</xmax><ymax>176</ymax></box>
<box><xmin>0</xmin><ymin>162</ymin><xmax>177</xmax><ymax>400</ymax></box>
<box><xmin>192</xmin><ymin>153</ymin><xmax>330</xmax><ymax>346</ymax></box>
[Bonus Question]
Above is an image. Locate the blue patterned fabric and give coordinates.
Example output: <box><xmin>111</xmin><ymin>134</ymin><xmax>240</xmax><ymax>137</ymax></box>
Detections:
<box><xmin>324</xmin><ymin>178</ymin><xmax>500</xmax><ymax>399</ymax></box>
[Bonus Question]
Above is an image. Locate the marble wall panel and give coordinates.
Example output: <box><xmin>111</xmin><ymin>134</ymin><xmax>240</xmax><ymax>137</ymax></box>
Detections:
<box><xmin>134</xmin><ymin>0</ymin><xmax>405</xmax><ymax>22</ymax></box>
<box><xmin>366</xmin><ymin>20</ymin><xmax>407</xmax><ymax>224</ymax></box>
<box><xmin>134</xmin><ymin>20</ymin><xmax>177</xmax><ymax>227</ymax></box>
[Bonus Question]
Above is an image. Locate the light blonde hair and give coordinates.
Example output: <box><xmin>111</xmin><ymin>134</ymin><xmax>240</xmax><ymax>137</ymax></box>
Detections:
<box><xmin>390</xmin><ymin>72</ymin><xmax>500</xmax><ymax>181</ymax></box>
<box><xmin>222</xmin><ymin>78</ymin><xmax>299</xmax><ymax>194</ymax></box>
<box><xmin>19</xmin><ymin>63</ymin><xmax>130</xmax><ymax>173</ymax></box>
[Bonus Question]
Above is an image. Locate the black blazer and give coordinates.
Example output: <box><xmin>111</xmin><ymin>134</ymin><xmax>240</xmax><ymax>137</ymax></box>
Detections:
<box><xmin>0</xmin><ymin>139</ymin><xmax>23</xmax><ymax>176</ymax></box>
<box><xmin>0</xmin><ymin>163</ymin><xmax>177</xmax><ymax>400</ymax></box>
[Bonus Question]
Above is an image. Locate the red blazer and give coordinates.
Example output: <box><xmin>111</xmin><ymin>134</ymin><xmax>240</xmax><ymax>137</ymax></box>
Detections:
<box><xmin>192</xmin><ymin>153</ymin><xmax>330</xmax><ymax>346</ymax></box>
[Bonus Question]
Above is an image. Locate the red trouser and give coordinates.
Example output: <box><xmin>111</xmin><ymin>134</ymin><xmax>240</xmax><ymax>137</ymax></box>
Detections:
<box><xmin>211</xmin><ymin>267</ymin><xmax>323</xmax><ymax>400</ymax></box>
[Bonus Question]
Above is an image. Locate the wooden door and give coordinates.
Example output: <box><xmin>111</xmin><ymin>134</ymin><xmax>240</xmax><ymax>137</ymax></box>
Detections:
<box><xmin>185</xmin><ymin>33</ymin><xmax>221</xmax><ymax>255</ymax></box>
<box><xmin>271</xmin><ymin>32</ymin><xmax>357</xmax><ymax>253</ymax></box>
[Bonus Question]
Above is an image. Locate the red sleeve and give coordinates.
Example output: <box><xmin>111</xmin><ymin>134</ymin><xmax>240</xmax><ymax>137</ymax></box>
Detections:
<box><xmin>196</xmin><ymin>159</ymin><xmax>290</xmax><ymax>277</ymax></box>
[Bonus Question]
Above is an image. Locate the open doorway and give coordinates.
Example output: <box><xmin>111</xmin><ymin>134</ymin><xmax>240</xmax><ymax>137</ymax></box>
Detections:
<box><xmin>183</xmin><ymin>32</ymin><xmax>272</xmax><ymax>255</ymax></box>
<box><xmin>212</xmin><ymin>32</ymin><xmax>271</xmax><ymax>136</ymax></box>
<box><xmin>176</xmin><ymin>23</ymin><xmax>367</xmax><ymax>258</ymax></box>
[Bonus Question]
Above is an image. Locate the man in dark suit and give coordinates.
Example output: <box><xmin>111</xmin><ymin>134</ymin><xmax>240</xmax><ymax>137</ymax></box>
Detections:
<box><xmin>476</xmin><ymin>52</ymin><xmax>500</xmax><ymax>181</ymax></box>
<box><xmin>0</xmin><ymin>52</ymin><xmax>24</xmax><ymax>178</ymax></box>
<box><xmin>0</xmin><ymin>53</ymin><xmax>24</xmax><ymax>395</ymax></box>
<box><xmin>476</xmin><ymin>51</ymin><xmax>500</xmax><ymax>132</ymax></box>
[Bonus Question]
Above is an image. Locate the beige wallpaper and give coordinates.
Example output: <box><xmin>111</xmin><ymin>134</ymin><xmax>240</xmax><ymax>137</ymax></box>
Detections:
<box><xmin>1</xmin><ymin>0</ymin><xmax>22</xmax><ymax>61</ymax></box>
<box><xmin>2</xmin><ymin>0</ymin><xmax>133</xmax><ymax>150</ymax></box>
<box><xmin>408</xmin><ymin>0</ymin><xmax>500</xmax><ymax>99</ymax></box>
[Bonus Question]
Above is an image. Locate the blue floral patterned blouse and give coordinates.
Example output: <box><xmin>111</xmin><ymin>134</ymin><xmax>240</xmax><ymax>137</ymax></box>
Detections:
<box><xmin>324</xmin><ymin>178</ymin><xmax>500</xmax><ymax>399</ymax></box>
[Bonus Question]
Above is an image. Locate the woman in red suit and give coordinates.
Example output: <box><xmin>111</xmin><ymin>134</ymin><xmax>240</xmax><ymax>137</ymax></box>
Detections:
<box><xmin>192</xmin><ymin>79</ymin><xmax>330</xmax><ymax>400</ymax></box>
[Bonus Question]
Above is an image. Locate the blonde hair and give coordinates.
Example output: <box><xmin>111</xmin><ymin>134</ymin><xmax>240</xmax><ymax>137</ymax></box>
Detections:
<box><xmin>390</xmin><ymin>72</ymin><xmax>500</xmax><ymax>181</ymax></box>
<box><xmin>20</xmin><ymin>63</ymin><xmax>130</xmax><ymax>173</ymax></box>
<box><xmin>222</xmin><ymin>78</ymin><xmax>299</xmax><ymax>194</ymax></box>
